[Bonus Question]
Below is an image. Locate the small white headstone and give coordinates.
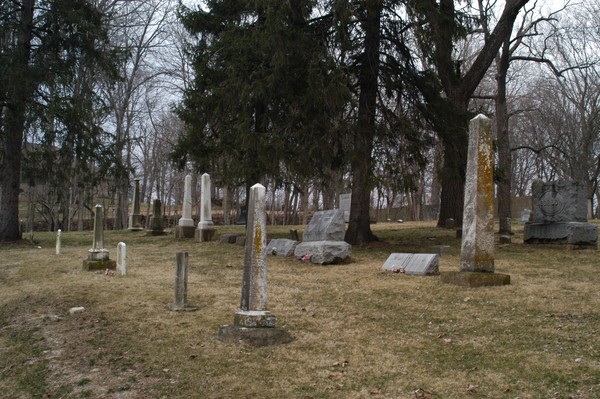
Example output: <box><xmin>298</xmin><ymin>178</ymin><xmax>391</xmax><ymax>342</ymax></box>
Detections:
<box><xmin>55</xmin><ymin>229</ymin><xmax>62</xmax><ymax>255</ymax></box>
<box><xmin>520</xmin><ymin>209</ymin><xmax>531</xmax><ymax>224</ymax></box>
<box><xmin>116</xmin><ymin>242</ymin><xmax>126</xmax><ymax>276</ymax></box>
<box><xmin>339</xmin><ymin>193</ymin><xmax>351</xmax><ymax>223</ymax></box>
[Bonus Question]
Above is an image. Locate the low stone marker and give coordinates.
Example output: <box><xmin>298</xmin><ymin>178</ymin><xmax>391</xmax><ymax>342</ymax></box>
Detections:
<box><xmin>196</xmin><ymin>173</ymin><xmax>216</xmax><ymax>242</ymax></box>
<box><xmin>441</xmin><ymin>114</ymin><xmax>509</xmax><ymax>287</ymax></box>
<box><xmin>146</xmin><ymin>199</ymin><xmax>167</xmax><ymax>236</ymax></box>
<box><xmin>128</xmin><ymin>179</ymin><xmax>143</xmax><ymax>231</ymax></box>
<box><xmin>168</xmin><ymin>252</ymin><xmax>198</xmax><ymax>311</ymax></box>
<box><xmin>382</xmin><ymin>253</ymin><xmax>439</xmax><ymax>275</ymax></box>
<box><xmin>116</xmin><ymin>242</ymin><xmax>126</xmax><ymax>276</ymax></box>
<box><xmin>82</xmin><ymin>204</ymin><xmax>116</xmax><ymax>271</ymax></box>
<box><xmin>524</xmin><ymin>180</ymin><xmax>597</xmax><ymax>247</ymax></box>
<box><xmin>175</xmin><ymin>174</ymin><xmax>195</xmax><ymax>239</ymax></box>
<box><xmin>294</xmin><ymin>209</ymin><xmax>351</xmax><ymax>264</ymax></box>
<box><xmin>218</xmin><ymin>184</ymin><xmax>292</xmax><ymax>346</ymax></box>
<box><xmin>55</xmin><ymin>229</ymin><xmax>61</xmax><ymax>255</ymax></box>
<box><xmin>267</xmin><ymin>238</ymin><xmax>298</xmax><ymax>257</ymax></box>
<box><xmin>220</xmin><ymin>233</ymin><xmax>238</xmax><ymax>244</ymax></box>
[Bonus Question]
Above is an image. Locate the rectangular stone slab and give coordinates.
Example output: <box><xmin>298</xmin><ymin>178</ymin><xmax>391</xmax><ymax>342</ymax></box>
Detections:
<box><xmin>303</xmin><ymin>209</ymin><xmax>346</xmax><ymax>242</ymax></box>
<box><xmin>382</xmin><ymin>253</ymin><xmax>439</xmax><ymax>276</ymax></box>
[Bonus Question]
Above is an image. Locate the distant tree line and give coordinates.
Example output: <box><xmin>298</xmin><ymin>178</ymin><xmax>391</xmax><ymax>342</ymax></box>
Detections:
<box><xmin>1</xmin><ymin>0</ymin><xmax>599</xmax><ymax>243</ymax></box>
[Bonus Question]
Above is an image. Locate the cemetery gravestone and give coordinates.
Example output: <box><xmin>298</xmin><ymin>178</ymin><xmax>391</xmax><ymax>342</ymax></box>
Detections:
<box><xmin>339</xmin><ymin>193</ymin><xmax>351</xmax><ymax>223</ymax></box>
<box><xmin>82</xmin><ymin>204</ymin><xmax>116</xmax><ymax>271</ymax></box>
<box><xmin>382</xmin><ymin>253</ymin><xmax>439</xmax><ymax>275</ymax></box>
<box><xmin>294</xmin><ymin>209</ymin><xmax>352</xmax><ymax>264</ymax></box>
<box><xmin>441</xmin><ymin>114</ymin><xmax>510</xmax><ymax>287</ymax></box>
<box><xmin>524</xmin><ymin>180</ymin><xmax>597</xmax><ymax>247</ymax></box>
<box><xmin>218</xmin><ymin>184</ymin><xmax>292</xmax><ymax>346</ymax></box>
<box><xmin>128</xmin><ymin>179</ymin><xmax>143</xmax><ymax>231</ymax></box>
<box><xmin>196</xmin><ymin>173</ymin><xmax>216</xmax><ymax>242</ymax></box>
<box><xmin>146</xmin><ymin>199</ymin><xmax>167</xmax><ymax>236</ymax></box>
<box><xmin>176</xmin><ymin>174</ymin><xmax>196</xmax><ymax>239</ymax></box>
<box><xmin>116</xmin><ymin>242</ymin><xmax>126</xmax><ymax>276</ymax></box>
<box><xmin>55</xmin><ymin>229</ymin><xmax>61</xmax><ymax>255</ymax></box>
<box><xmin>168</xmin><ymin>252</ymin><xmax>198</xmax><ymax>311</ymax></box>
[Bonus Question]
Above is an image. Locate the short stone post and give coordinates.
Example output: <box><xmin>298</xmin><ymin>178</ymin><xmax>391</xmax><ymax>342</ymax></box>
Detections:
<box><xmin>55</xmin><ymin>229</ymin><xmax>61</xmax><ymax>255</ymax></box>
<box><xmin>195</xmin><ymin>173</ymin><xmax>216</xmax><ymax>242</ymax></box>
<box><xmin>218</xmin><ymin>183</ymin><xmax>292</xmax><ymax>346</ymax></box>
<box><xmin>128</xmin><ymin>179</ymin><xmax>143</xmax><ymax>231</ymax></box>
<box><xmin>176</xmin><ymin>174</ymin><xmax>196</xmax><ymax>238</ymax></box>
<box><xmin>168</xmin><ymin>252</ymin><xmax>198</xmax><ymax>311</ymax></box>
<box><xmin>116</xmin><ymin>242</ymin><xmax>126</xmax><ymax>276</ymax></box>
<box><xmin>146</xmin><ymin>199</ymin><xmax>167</xmax><ymax>236</ymax></box>
<box><xmin>441</xmin><ymin>114</ymin><xmax>509</xmax><ymax>287</ymax></box>
<box><xmin>83</xmin><ymin>204</ymin><xmax>116</xmax><ymax>271</ymax></box>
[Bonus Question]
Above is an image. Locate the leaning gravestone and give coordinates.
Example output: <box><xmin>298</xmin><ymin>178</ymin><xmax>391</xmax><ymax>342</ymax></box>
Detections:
<box><xmin>382</xmin><ymin>253</ymin><xmax>439</xmax><ymax>275</ymax></box>
<box><xmin>218</xmin><ymin>184</ymin><xmax>292</xmax><ymax>346</ymax></box>
<box><xmin>294</xmin><ymin>209</ymin><xmax>351</xmax><ymax>264</ymax></box>
<box><xmin>441</xmin><ymin>114</ymin><xmax>509</xmax><ymax>287</ymax></box>
<box><xmin>267</xmin><ymin>238</ymin><xmax>298</xmax><ymax>257</ymax></box>
<box><xmin>524</xmin><ymin>180</ymin><xmax>597</xmax><ymax>247</ymax></box>
<box><xmin>82</xmin><ymin>205</ymin><xmax>116</xmax><ymax>271</ymax></box>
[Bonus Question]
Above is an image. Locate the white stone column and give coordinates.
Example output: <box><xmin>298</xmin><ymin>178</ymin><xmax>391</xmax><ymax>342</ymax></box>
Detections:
<box><xmin>196</xmin><ymin>173</ymin><xmax>216</xmax><ymax>241</ymax></box>
<box><xmin>88</xmin><ymin>204</ymin><xmax>109</xmax><ymax>262</ymax></box>
<box><xmin>179</xmin><ymin>175</ymin><xmax>194</xmax><ymax>227</ymax></box>
<box><xmin>55</xmin><ymin>229</ymin><xmax>61</xmax><ymax>255</ymax></box>
<box><xmin>117</xmin><ymin>242</ymin><xmax>126</xmax><ymax>276</ymax></box>
<box><xmin>460</xmin><ymin>114</ymin><xmax>495</xmax><ymax>273</ymax></box>
<box><xmin>128</xmin><ymin>179</ymin><xmax>143</xmax><ymax>231</ymax></box>
<box><xmin>198</xmin><ymin>173</ymin><xmax>214</xmax><ymax>229</ymax></box>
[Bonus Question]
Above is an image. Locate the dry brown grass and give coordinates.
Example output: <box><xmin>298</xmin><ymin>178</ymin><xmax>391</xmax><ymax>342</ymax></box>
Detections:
<box><xmin>1</xmin><ymin>221</ymin><xmax>599</xmax><ymax>399</ymax></box>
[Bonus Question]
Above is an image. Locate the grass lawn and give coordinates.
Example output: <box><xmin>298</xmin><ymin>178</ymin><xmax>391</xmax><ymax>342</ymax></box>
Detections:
<box><xmin>0</xmin><ymin>221</ymin><xmax>599</xmax><ymax>398</ymax></box>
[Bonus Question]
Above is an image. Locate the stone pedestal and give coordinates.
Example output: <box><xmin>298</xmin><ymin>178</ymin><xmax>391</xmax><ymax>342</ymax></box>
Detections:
<box><xmin>175</xmin><ymin>225</ymin><xmax>196</xmax><ymax>239</ymax></box>
<box><xmin>440</xmin><ymin>271</ymin><xmax>510</xmax><ymax>287</ymax></box>
<box><xmin>524</xmin><ymin>222</ymin><xmax>597</xmax><ymax>246</ymax></box>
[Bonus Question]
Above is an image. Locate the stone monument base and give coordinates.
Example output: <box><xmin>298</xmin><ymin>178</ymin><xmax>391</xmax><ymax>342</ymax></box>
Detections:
<box><xmin>440</xmin><ymin>271</ymin><xmax>510</xmax><ymax>287</ymax></box>
<box><xmin>195</xmin><ymin>227</ymin><xmax>216</xmax><ymax>242</ymax></box>
<box><xmin>167</xmin><ymin>303</ymin><xmax>198</xmax><ymax>311</ymax></box>
<box><xmin>294</xmin><ymin>240</ymin><xmax>352</xmax><ymax>265</ymax></box>
<box><xmin>234</xmin><ymin>310</ymin><xmax>276</xmax><ymax>328</ymax></box>
<box><xmin>128</xmin><ymin>214</ymin><xmax>143</xmax><ymax>231</ymax></box>
<box><xmin>524</xmin><ymin>222</ymin><xmax>597</xmax><ymax>247</ymax></box>
<box><xmin>82</xmin><ymin>259</ymin><xmax>116</xmax><ymax>271</ymax></box>
<box><xmin>175</xmin><ymin>225</ymin><xmax>196</xmax><ymax>239</ymax></box>
<box><xmin>217</xmin><ymin>325</ymin><xmax>293</xmax><ymax>347</ymax></box>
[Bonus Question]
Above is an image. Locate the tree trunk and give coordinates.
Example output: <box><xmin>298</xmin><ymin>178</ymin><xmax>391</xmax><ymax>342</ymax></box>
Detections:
<box><xmin>495</xmin><ymin>39</ymin><xmax>512</xmax><ymax>234</ymax></box>
<box><xmin>345</xmin><ymin>1</ymin><xmax>381</xmax><ymax>245</ymax></box>
<box><xmin>0</xmin><ymin>0</ymin><xmax>35</xmax><ymax>242</ymax></box>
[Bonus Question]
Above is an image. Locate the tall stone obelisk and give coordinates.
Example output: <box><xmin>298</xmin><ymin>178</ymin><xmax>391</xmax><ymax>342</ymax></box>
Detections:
<box><xmin>195</xmin><ymin>173</ymin><xmax>216</xmax><ymax>242</ymax></box>
<box><xmin>83</xmin><ymin>204</ymin><xmax>116</xmax><ymax>270</ymax></box>
<box><xmin>128</xmin><ymin>179</ymin><xmax>143</xmax><ymax>231</ymax></box>
<box><xmin>217</xmin><ymin>183</ymin><xmax>292</xmax><ymax>346</ymax></box>
<box><xmin>441</xmin><ymin>114</ymin><xmax>509</xmax><ymax>287</ymax></box>
<box><xmin>175</xmin><ymin>174</ymin><xmax>195</xmax><ymax>238</ymax></box>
